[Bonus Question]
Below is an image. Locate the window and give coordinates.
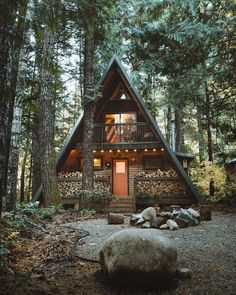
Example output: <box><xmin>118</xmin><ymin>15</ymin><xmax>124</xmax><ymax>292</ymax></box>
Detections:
<box><xmin>143</xmin><ymin>155</ymin><xmax>163</xmax><ymax>170</ymax></box>
<box><xmin>94</xmin><ymin>157</ymin><xmax>102</xmax><ymax>170</ymax></box>
<box><xmin>78</xmin><ymin>157</ymin><xmax>103</xmax><ymax>171</ymax></box>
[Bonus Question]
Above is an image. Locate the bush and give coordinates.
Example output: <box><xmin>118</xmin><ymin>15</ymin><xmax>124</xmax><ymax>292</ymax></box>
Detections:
<box><xmin>190</xmin><ymin>160</ymin><xmax>227</xmax><ymax>202</ymax></box>
<box><xmin>138</xmin><ymin>192</ymin><xmax>159</xmax><ymax>206</ymax></box>
<box><xmin>79</xmin><ymin>188</ymin><xmax>112</xmax><ymax>212</ymax></box>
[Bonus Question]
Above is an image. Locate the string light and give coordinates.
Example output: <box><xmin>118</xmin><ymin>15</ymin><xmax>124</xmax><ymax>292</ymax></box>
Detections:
<box><xmin>117</xmin><ymin>149</ymin><xmax>120</xmax><ymax>152</ymax></box>
<box><xmin>153</xmin><ymin>149</ymin><xmax>156</xmax><ymax>152</ymax></box>
<box><xmin>109</xmin><ymin>150</ymin><xmax>112</xmax><ymax>153</ymax></box>
<box><xmin>144</xmin><ymin>149</ymin><xmax>148</xmax><ymax>152</ymax></box>
<box><xmin>93</xmin><ymin>150</ymin><xmax>96</xmax><ymax>153</ymax></box>
<box><xmin>134</xmin><ymin>149</ymin><xmax>137</xmax><ymax>152</ymax></box>
<box><xmin>101</xmin><ymin>150</ymin><xmax>104</xmax><ymax>153</ymax></box>
<box><xmin>161</xmin><ymin>148</ymin><xmax>164</xmax><ymax>151</ymax></box>
<box><xmin>125</xmin><ymin>149</ymin><xmax>128</xmax><ymax>152</ymax></box>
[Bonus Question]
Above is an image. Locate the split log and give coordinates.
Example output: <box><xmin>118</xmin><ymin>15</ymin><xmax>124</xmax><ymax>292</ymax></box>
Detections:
<box><xmin>199</xmin><ymin>205</ymin><xmax>212</xmax><ymax>221</ymax></box>
<box><xmin>108</xmin><ymin>213</ymin><xmax>124</xmax><ymax>224</ymax></box>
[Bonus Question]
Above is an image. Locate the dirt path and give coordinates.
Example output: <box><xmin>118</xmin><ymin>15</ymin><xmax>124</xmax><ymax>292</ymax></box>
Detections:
<box><xmin>0</xmin><ymin>210</ymin><xmax>236</xmax><ymax>295</ymax></box>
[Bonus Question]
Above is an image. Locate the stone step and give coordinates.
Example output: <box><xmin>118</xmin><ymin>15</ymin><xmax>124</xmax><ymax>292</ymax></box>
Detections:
<box><xmin>108</xmin><ymin>207</ymin><xmax>134</xmax><ymax>213</ymax></box>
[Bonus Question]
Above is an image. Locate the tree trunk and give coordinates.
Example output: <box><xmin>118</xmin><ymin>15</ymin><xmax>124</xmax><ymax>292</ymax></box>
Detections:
<box><xmin>82</xmin><ymin>11</ymin><xmax>95</xmax><ymax>194</ymax></box>
<box><xmin>6</xmin><ymin>1</ymin><xmax>32</xmax><ymax>211</ymax></box>
<box><xmin>204</xmin><ymin>81</ymin><xmax>213</xmax><ymax>162</ymax></box>
<box><xmin>20</xmin><ymin>143</ymin><xmax>29</xmax><ymax>203</ymax></box>
<box><xmin>38</xmin><ymin>25</ymin><xmax>60</xmax><ymax>206</ymax></box>
<box><xmin>166</xmin><ymin>106</ymin><xmax>172</xmax><ymax>145</ymax></box>
<box><xmin>175</xmin><ymin>109</ymin><xmax>185</xmax><ymax>152</ymax></box>
<box><xmin>196</xmin><ymin>106</ymin><xmax>205</xmax><ymax>162</ymax></box>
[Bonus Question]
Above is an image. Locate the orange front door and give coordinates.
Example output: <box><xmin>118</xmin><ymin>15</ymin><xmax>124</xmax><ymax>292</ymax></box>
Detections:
<box><xmin>113</xmin><ymin>159</ymin><xmax>128</xmax><ymax>195</ymax></box>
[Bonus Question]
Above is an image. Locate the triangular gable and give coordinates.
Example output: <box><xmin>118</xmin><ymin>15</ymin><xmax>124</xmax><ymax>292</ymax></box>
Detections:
<box><xmin>33</xmin><ymin>55</ymin><xmax>203</xmax><ymax>203</ymax></box>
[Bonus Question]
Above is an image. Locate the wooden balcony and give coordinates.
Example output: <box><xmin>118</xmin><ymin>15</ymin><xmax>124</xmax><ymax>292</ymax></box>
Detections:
<box><xmin>74</xmin><ymin>122</ymin><xmax>161</xmax><ymax>150</ymax></box>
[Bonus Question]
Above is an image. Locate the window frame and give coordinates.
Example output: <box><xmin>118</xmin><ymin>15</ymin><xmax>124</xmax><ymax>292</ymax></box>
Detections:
<box><xmin>143</xmin><ymin>155</ymin><xmax>163</xmax><ymax>170</ymax></box>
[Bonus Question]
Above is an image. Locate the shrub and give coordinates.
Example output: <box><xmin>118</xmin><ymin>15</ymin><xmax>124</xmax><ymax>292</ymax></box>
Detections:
<box><xmin>190</xmin><ymin>160</ymin><xmax>227</xmax><ymax>202</ymax></box>
<box><xmin>79</xmin><ymin>188</ymin><xmax>113</xmax><ymax>212</ymax></box>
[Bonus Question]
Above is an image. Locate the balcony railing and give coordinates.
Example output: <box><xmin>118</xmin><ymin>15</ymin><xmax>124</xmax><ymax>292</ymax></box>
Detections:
<box><xmin>94</xmin><ymin>123</ymin><xmax>156</xmax><ymax>144</ymax></box>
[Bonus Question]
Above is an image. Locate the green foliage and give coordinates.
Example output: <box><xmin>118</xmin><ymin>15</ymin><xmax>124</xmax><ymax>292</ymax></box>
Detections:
<box><xmin>79</xmin><ymin>188</ymin><xmax>113</xmax><ymax>213</ymax></box>
<box><xmin>191</xmin><ymin>160</ymin><xmax>227</xmax><ymax>202</ymax></box>
<box><xmin>0</xmin><ymin>246</ymin><xmax>11</xmax><ymax>257</ymax></box>
<box><xmin>138</xmin><ymin>191</ymin><xmax>159</xmax><ymax>206</ymax></box>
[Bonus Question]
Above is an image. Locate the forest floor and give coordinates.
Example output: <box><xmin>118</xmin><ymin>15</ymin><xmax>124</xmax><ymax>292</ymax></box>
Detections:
<box><xmin>0</xmin><ymin>206</ymin><xmax>236</xmax><ymax>295</ymax></box>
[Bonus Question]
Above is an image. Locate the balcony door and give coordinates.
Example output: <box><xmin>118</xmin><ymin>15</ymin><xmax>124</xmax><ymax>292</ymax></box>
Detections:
<box><xmin>113</xmin><ymin>159</ymin><xmax>128</xmax><ymax>196</ymax></box>
<box><xmin>105</xmin><ymin>113</ymin><xmax>136</xmax><ymax>143</ymax></box>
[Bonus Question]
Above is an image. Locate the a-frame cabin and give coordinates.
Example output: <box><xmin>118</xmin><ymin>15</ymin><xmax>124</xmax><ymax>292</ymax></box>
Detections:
<box><xmin>33</xmin><ymin>56</ymin><xmax>203</xmax><ymax>211</ymax></box>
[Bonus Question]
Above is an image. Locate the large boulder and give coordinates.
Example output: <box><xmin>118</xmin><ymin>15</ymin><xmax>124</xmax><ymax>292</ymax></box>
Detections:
<box><xmin>142</xmin><ymin>207</ymin><xmax>157</xmax><ymax>221</ymax></box>
<box><xmin>100</xmin><ymin>229</ymin><xmax>178</xmax><ymax>286</ymax></box>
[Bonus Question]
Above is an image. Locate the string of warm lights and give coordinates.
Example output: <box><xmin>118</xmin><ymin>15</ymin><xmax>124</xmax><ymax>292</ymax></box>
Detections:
<box><xmin>93</xmin><ymin>148</ymin><xmax>165</xmax><ymax>153</ymax></box>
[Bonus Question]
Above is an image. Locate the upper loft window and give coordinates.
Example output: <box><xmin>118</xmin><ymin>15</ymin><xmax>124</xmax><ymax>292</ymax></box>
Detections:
<box><xmin>105</xmin><ymin>113</ymin><xmax>136</xmax><ymax>124</ymax></box>
<box><xmin>120</xmin><ymin>92</ymin><xmax>130</xmax><ymax>100</ymax></box>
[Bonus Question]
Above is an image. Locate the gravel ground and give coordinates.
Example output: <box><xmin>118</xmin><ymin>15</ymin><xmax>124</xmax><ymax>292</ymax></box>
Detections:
<box><xmin>62</xmin><ymin>210</ymin><xmax>236</xmax><ymax>294</ymax></box>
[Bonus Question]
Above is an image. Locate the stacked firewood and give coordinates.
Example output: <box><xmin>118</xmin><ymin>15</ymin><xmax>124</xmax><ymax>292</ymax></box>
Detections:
<box><xmin>58</xmin><ymin>171</ymin><xmax>82</xmax><ymax>178</ymax></box>
<box><xmin>57</xmin><ymin>172</ymin><xmax>109</xmax><ymax>198</ymax></box>
<box><xmin>57</xmin><ymin>171</ymin><xmax>105</xmax><ymax>179</ymax></box>
<box><xmin>138</xmin><ymin>169</ymin><xmax>178</xmax><ymax>178</ymax></box>
<box><xmin>136</xmin><ymin>179</ymin><xmax>185</xmax><ymax>196</ymax></box>
<box><xmin>58</xmin><ymin>181</ymin><xmax>82</xmax><ymax>198</ymax></box>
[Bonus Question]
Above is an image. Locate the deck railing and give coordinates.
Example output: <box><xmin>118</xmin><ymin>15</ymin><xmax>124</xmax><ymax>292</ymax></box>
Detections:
<box><xmin>94</xmin><ymin>123</ymin><xmax>156</xmax><ymax>144</ymax></box>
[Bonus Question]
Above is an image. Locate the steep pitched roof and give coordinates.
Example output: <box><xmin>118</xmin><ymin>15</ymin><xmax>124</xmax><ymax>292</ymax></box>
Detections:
<box><xmin>32</xmin><ymin>55</ymin><xmax>203</xmax><ymax>203</ymax></box>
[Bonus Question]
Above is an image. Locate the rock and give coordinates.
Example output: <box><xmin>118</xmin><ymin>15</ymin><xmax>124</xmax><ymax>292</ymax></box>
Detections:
<box><xmin>166</xmin><ymin>219</ymin><xmax>178</xmax><ymax>230</ymax></box>
<box><xmin>160</xmin><ymin>211</ymin><xmax>173</xmax><ymax>220</ymax></box>
<box><xmin>175</xmin><ymin>217</ymin><xmax>189</xmax><ymax>228</ymax></box>
<box><xmin>177</xmin><ymin>209</ymin><xmax>199</xmax><ymax>226</ymax></box>
<box><xmin>170</xmin><ymin>205</ymin><xmax>181</xmax><ymax>211</ymax></box>
<box><xmin>178</xmin><ymin>268</ymin><xmax>191</xmax><ymax>279</ymax></box>
<box><xmin>142</xmin><ymin>221</ymin><xmax>151</xmax><ymax>228</ymax></box>
<box><xmin>142</xmin><ymin>207</ymin><xmax>156</xmax><ymax>221</ymax></box>
<box><xmin>151</xmin><ymin>217</ymin><xmax>166</xmax><ymax>228</ymax></box>
<box><xmin>172</xmin><ymin>209</ymin><xmax>180</xmax><ymax>217</ymax></box>
<box><xmin>108</xmin><ymin>213</ymin><xmax>124</xmax><ymax>224</ymax></box>
<box><xmin>160</xmin><ymin>224</ymin><xmax>169</xmax><ymax>230</ymax></box>
<box><xmin>130</xmin><ymin>214</ymin><xmax>142</xmax><ymax>226</ymax></box>
<box><xmin>187</xmin><ymin>208</ymin><xmax>201</xmax><ymax>221</ymax></box>
<box><xmin>153</xmin><ymin>206</ymin><xmax>161</xmax><ymax>214</ymax></box>
<box><xmin>100</xmin><ymin>229</ymin><xmax>178</xmax><ymax>286</ymax></box>
<box><xmin>135</xmin><ymin>217</ymin><xmax>145</xmax><ymax>225</ymax></box>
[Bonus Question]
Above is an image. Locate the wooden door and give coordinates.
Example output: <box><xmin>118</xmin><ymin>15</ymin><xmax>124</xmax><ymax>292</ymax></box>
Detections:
<box><xmin>113</xmin><ymin>159</ymin><xmax>128</xmax><ymax>195</ymax></box>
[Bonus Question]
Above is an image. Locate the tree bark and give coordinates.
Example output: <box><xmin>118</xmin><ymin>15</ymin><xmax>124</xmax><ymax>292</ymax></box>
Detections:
<box><xmin>196</xmin><ymin>106</ymin><xmax>205</xmax><ymax>162</ymax></box>
<box><xmin>82</xmin><ymin>7</ymin><xmax>95</xmax><ymax>194</ymax></box>
<box><xmin>175</xmin><ymin>109</ymin><xmax>185</xmax><ymax>152</ymax></box>
<box><xmin>166</xmin><ymin>106</ymin><xmax>172</xmax><ymax>145</ymax></box>
<box><xmin>6</xmin><ymin>1</ymin><xmax>32</xmax><ymax>211</ymax></box>
<box><xmin>204</xmin><ymin>81</ymin><xmax>213</xmax><ymax>162</ymax></box>
<box><xmin>20</xmin><ymin>142</ymin><xmax>29</xmax><ymax>203</ymax></box>
<box><xmin>38</xmin><ymin>25</ymin><xmax>60</xmax><ymax>206</ymax></box>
